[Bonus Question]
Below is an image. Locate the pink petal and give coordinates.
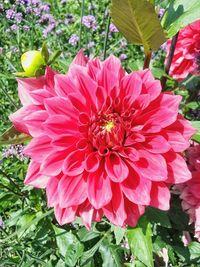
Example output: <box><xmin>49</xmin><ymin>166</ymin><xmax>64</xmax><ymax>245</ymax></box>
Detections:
<box><xmin>133</xmin><ymin>150</ymin><xmax>168</xmax><ymax>181</ymax></box>
<box><xmin>46</xmin><ymin>176</ymin><xmax>60</xmax><ymax>207</ymax></box>
<box><xmin>121</xmin><ymin>169</ymin><xmax>151</xmax><ymax>205</ymax></box>
<box><xmin>43</xmin><ymin>115</ymin><xmax>78</xmax><ymax>137</ymax></box>
<box><xmin>17</xmin><ymin>76</ymin><xmax>46</xmax><ymax>106</ymax></box>
<box><xmin>143</xmin><ymin>135</ymin><xmax>171</xmax><ymax>153</ymax></box>
<box><xmin>40</xmin><ymin>149</ymin><xmax>68</xmax><ymax>176</ymax></box>
<box><xmin>44</xmin><ymin>97</ymin><xmax>78</xmax><ymax>119</ymax></box>
<box><xmin>87</xmin><ymin>170</ymin><xmax>112</xmax><ymax>209</ymax></box>
<box><xmin>54</xmin><ymin>204</ymin><xmax>77</xmax><ymax>225</ymax></box>
<box><xmin>54</xmin><ymin>74</ymin><xmax>76</xmax><ymax>97</ymax></box>
<box><xmin>63</xmin><ymin>150</ymin><xmax>85</xmax><ymax>176</ymax></box>
<box><xmin>165</xmin><ymin>152</ymin><xmax>192</xmax><ymax>184</ymax></box>
<box><xmin>23</xmin><ymin>135</ymin><xmax>52</xmax><ymax>162</ymax></box>
<box><xmin>150</xmin><ymin>182</ymin><xmax>170</xmax><ymax>210</ymax></box>
<box><xmin>120</xmin><ymin>72</ymin><xmax>142</xmax><ymax>104</ymax></box>
<box><xmin>72</xmin><ymin>49</ymin><xmax>88</xmax><ymax>66</ymax></box>
<box><xmin>103</xmin><ymin>183</ymin><xmax>127</xmax><ymax>227</ymax></box>
<box><xmin>58</xmin><ymin>174</ymin><xmax>87</xmax><ymax>208</ymax></box>
<box><xmin>9</xmin><ymin>105</ymin><xmax>41</xmax><ymax>135</ymax></box>
<box><xmin>125</xmin><ymin>198</ymin><xmax>145</xmax><ymax>227</ymax></box>
<box><xmin>29</xmin><ymin>89</ymin><xmax>53</xmax><ymax>105</ymax></box>
<box><xmin>105</xmin><ymin>153</ymin><xmax>129</xmax><ymax>182</ymax></box>
<box><xmin>78</xmin><ymin>201</ymin><xmax>95</xmax><ymax>230</ymax></box>
<box><xmin>24</xmin><ymin>161</ymin><xmax>50</xmax><ymax>188</ymax></box>
<box><xmin>84</xmin><ymin>152</ymin><xmax>100</xmax><ymax>172</ymax></box>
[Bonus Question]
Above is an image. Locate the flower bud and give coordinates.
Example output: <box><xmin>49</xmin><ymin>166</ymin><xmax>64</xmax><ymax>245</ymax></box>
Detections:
<box><xmin>21</xmin><ymin>50</ymin><xmax>45</xmax><ymax>76</ymax></box>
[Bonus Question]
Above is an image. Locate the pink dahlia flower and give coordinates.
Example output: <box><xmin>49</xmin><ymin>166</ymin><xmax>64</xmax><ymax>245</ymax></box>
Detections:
<box><xmin>178</xmin><ymin>144</ymin><xmax>200</xmax><ymax>241</ymax></box>
<box><xmin>10</xmin><ymin>51</ymin><xmax>195</xmax><ymax>229</ymax></box>
<box><xmin>166</xmin><ymin>19</ymin><xmax>200</xmax><ymax>81</ymax></box>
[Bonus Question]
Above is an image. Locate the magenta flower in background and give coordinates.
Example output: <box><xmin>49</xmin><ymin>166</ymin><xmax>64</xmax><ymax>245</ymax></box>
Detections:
<box><xmin>177</xmin><ymin>144</ymin><xmax>200</xmax><ymax>241</ymax></box>
<box><xmin>166</xmin><ymin>19</ymin><xmax>200</xmax><ymax>81</ymax></box>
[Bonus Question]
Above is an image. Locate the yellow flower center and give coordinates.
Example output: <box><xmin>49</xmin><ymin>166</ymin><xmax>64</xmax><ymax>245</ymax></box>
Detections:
<box><xmin>104</xmin><ymin>121</ymin><xmax>114</xmax><ymax>132</ymax></box>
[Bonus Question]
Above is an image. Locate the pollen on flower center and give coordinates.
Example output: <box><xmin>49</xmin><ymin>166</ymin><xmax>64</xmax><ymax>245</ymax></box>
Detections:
<box><xmin>103</xmin><ymin>120</ymin><xmax>115</xmax><ymax>132</ymax></box>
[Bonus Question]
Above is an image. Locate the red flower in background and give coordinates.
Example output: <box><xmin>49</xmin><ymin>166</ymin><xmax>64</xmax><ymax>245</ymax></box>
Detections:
<box><xmin>177</xmin><ymin>144</ymin><xmax>200</xmax><ymax>241</ymax></box>
<box><xmin>166</xmin><ymin>19</ymin><xmax>200</xmax><ymax>81</ymax></box>
<box><xmin>10</xmin><ymin>51</ymin><xmax>195</xmax><ymax>229</ymax></box>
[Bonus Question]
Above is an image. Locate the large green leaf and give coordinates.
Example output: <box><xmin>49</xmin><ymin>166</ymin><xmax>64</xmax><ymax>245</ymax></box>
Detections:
<box><xmin>53</xmin><ymin>226</ymin><xmax>84</xmax><ymax>267</ymax></box>
<box><xmin>0</xmin><ymin>125</ymin><xmax>31</xmax><ymax>145</ymax></box>
<box><xmin>127</xmin><ymin>216</ymin><xmax>154</xmax><ymax>267</ymax></box>
<box><xmin>162</xmin><ymin>0</ymin><xmax>200</xmax><ymax>37</ymax></box>
<box><xmin>110</xmin><ymin>0</ymin><xmax>166</xmax><ymax>53</ymax></box>
<box><xmin>99</xmin><ymin>239</ymin><xmax>123</xmax><ymax>267</ymax></box>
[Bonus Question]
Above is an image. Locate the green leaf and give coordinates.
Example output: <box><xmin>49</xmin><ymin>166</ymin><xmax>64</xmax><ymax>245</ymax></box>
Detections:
<box><xmin>16</xmin><ymin>213</ymin><xmax>36</xmax><ymax>238</ymax></box>
<box><xmin>192</xmin><ymin>121</ymin><xmax>200</xmax><ymax>143</ymax></box>
<box><xmin>48</xmin><ymin>50</ymin><xmax>61</xmax><ymax>65</ymax></box>
<box><xmin>186</xmin><ymin>102</ymin><xmax>199</xmax><ymax>110</ymax></box>
<box><xmin>188</xmin><ymin>242</ymin><xmax>200</xmax><ymax>260</ymax></box>
<box><xmin>145</xmin><ymin>207</ymin><xmax>172</xmax><ymax>228</ymax></box>
<box><xmin>41</xmin><ymin>42</ymin><xmax>50</xmax><ymax>64</ymax></box>
<box><xmin>80</xmin><ymin>237</ymin><xmax>104</xmax><ymax>265</ymax></box>
<box><xmin>0</xmin><ymin>125</ymin><xmax>31</xmax><ymax>145</ymax></box>
<box><xmin>53</xmin><ymin>226</ymin><xmax>84</xmax><ymax>267</ymax></box>
<box><xmin>99</xmin><ymin>239</ymin><xmax>123</xmax><ymax>267</ymax></box>
<box><xmin>110</xmin><ymin>0</ymin><xmax>166</xmax><ymax>53</ymax></box>
<box><xmin>111</xmin><ymin>225</ymin><xmax>126</xmax><ymax>245</ymax></box>
<box><xmin>161</xmin><ymin>0</ymin><xmax>200</xmax><ymax>37</ymax></box>
<box><xmin>127</xmin><ymin>216</ymin><xmax>154</xmax><ymax>267</ymax></box>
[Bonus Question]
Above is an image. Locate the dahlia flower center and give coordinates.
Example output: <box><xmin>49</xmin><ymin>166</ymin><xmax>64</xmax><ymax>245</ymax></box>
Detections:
<box><xmin>89</xmin><ymin>112</ymin><xmax>125</xmax><ymax>149</ymax></box>
<box><xmin>103</xmin><ymin>120</ymin><xmax>115</xmax><ymax>132</ymax></box>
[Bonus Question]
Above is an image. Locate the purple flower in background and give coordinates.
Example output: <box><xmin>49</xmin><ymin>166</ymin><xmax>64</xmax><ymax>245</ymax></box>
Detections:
<box><xmin>158</xmin><ymin>8</ymin><xmax>165</xmax><ymax>19</ymax></box>
<box><xmin>40</xmin><ymin>4</ymin><xmax>50</xmax><ymax>12</ymax></box>
<box><xmin>33</xmin><ymin>7</ymin><xmax>41</xmax><ymax>16</ymax></box>
<box><xmin>69</xmin><ymin>34</ymin><xmax>79</xmax><ymax>46</ymax></box>
<box><xmin>6</xmin><ymin>9</ymin><xmax>16</xmax><ymax>20</ymax></box>
<box><xmin>120</xmin><ymin>53</ymin><xmax>127</xmax><ymax>61</ymax></box>
<box><xmin>16</xmin><ymin>0</ymin><xmax>27</xmax><ymax>4</ymax></box>
<box><xmin>10</xmin><ymin>24</ymin><xmax>18</xmax><ymax>32</ymax></box>
<box><xmin>56</xmin><ymin>29</ymin><xmax>63</xmax><ymax>36</ymax></box>
<box><xmin>42</xmin><ymin>23</ymin><xmax>55</xmax><ymax>37</ymax></box>
<box><xmin>11</xmin><ymin>46</ymin><xmax>20</xmax><ymax>53</ymax></box>
<box><xmin>160</xmin><ymin>42</ymin><xmax>167</xmax><ymax>51</ymax></box>
<box><xmin>82</xmin><ymin>15</ymin><xmax>97</xmax><ymax>30</ymax></box>
<box><xmin>15</xmin><ymin>12</ymin><xmax>23</xmax><ymax>23</ymax></box>
<box><xmin>23</xmin><ymin>25</ymin><xmax>30</xmax><ymax>31</ymax></box>
<box><xmin>27</xmin><ymin>0</ymin><xmax>40</xmax><ymax>6</ymax></box>
<box><xmin>0</xmin><ymin>216</ymin><xmax>4</xmax><ymax>229</ymax></box>
<box><xmin>65</xmin><ymin>14</ymin><xmax>74</xmax><ymax>25</ymax></box>
<box><xmin>2</xmin><ymin>145</ymin><xmax>27</xmax><ymax>161</ymax></box>
<box><xmin>87</xmin><ymin>41</ymin><xmax>95</xmax><ymax>49</ymax></box>
<box><xmin>120</xmin><ymin>39</ymin><xmax>128</xmax><ymax>48</ymax></box>
<box><xmin>26</xmin><ymin>6</ymin><xmax>33</xmax><ymax>13</ymax></box>
<box><xmin>109</xmin><ymin>23</ymin><xmax>118</xmax><ymax>33</ymax></box>
<box><xmin>0</xmin><ymin>48</ymin><xmax>3</xmax><ymax>54</ymax></box>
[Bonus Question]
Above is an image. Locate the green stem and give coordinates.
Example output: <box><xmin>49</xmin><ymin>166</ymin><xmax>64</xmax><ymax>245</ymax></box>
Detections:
<box><xmin>0</xmin><ymin>169</ymin><xmax>25</xmax><ymax>195</ymax></box>
<box><xmin>79</xmin><ymin>0</ymin><xmax>85</xmax><ymax>50</ymax></box>
<box><xmin>103</xmin><ymin>16</ymin><xmax>111</xmax><ymax>60</ymax></box>
<box><xmin>0</xmin><ymin>182</ymin><xmax>23</xmax><ymax>197</ymax></box>
<box><xmin>0</xmin><ymin>81</ymin><xmax>18</xmax><ymax>109</ymax></box>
